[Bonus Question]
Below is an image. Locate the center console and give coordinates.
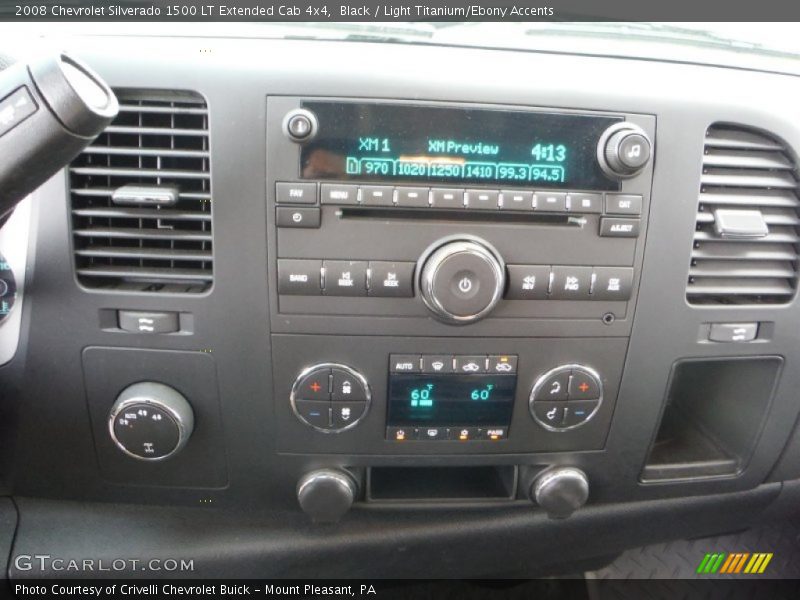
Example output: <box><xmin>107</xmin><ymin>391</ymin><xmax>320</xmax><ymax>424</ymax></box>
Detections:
<box><xmin>265</xmin><ymin>97</ymin><xmax>655</xmax><ymax>461</ymax></box>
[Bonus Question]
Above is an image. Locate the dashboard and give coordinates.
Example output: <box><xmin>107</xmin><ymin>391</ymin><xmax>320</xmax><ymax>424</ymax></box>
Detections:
<box><xmin>1</xmin><ymin>30</ymin><xmax>800</xmax><ymax>579</ymax></box>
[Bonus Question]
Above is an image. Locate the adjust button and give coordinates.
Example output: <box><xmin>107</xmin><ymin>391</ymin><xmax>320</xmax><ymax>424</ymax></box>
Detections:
<box><xmin>331</xmin><ymin>368</ymin><xmax>367</xmax><ymax>401</ymax></box>
<box><xmin>323</xmin><ymin>260</ymin><xmax>368</xmax><ymax>296</ymax></box>
<box><xmin>368</xmin><ymin>261</ymin><xmax>414</xmax><ymax>298</ymax></box>
<box><xmin>278</xmin><ymin>259</ymin><xmax>322</xmax><ymax>295</ymax></box>
<box><xmin>506</xmin><ymin>265</ymin><xmax>551</xmax><ymax>300</ymax></box>
<box><xmin>600</xmin><ymin>218</ymin><xmax>640</xmax><ymax>238</ymax></box>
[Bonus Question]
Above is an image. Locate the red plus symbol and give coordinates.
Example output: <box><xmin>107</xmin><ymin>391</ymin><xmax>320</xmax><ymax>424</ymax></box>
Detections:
<box><xmin>578</xmin><ymin>382</ymin><xmax>589</xmax><ymax>393</ymax></box>
<box><xmin>310</xmin><ymin>381</ymin><xmax>321</xmax><ymax>393</ymax></box>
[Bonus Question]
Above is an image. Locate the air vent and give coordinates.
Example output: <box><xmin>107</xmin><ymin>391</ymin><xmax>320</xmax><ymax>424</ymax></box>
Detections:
<box><xmin>687</xmin><ymin>124</ymin><xmax>800</xmax><ymax>304</ymax></box>
<box><xmin>70</xmin><ymin>90</ymin><xmax>212</xmax><ymax>293</ymax></box>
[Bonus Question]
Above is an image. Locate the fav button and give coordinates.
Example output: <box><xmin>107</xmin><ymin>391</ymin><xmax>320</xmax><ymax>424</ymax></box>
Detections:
<box><xmin>323</xmin><ymin>260</ymin><xmax>368</xmax><ymax>296</ymax></box>
<box><xmin>275</xmin><ymin>182</ymin><xmax>317</xmax><ymax>205</ymax></box>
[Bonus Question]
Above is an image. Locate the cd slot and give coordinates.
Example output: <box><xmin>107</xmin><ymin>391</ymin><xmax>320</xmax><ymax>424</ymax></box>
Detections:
<box><xmin>338</xmin><ymin>207</ymin><xmax>582</xmax><ymax>226</ymax></box>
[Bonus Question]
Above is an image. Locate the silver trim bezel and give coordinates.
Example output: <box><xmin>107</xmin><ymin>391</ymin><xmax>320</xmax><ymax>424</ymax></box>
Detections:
<box><xmin>529</xmin><ymin>363</ymin><xmax>603</xmax><ymax>432</ymax></box>
<box><xmin>290</xmin><ymin>362</ymin><xmax>372</xmax><ymax>433</ymax></box>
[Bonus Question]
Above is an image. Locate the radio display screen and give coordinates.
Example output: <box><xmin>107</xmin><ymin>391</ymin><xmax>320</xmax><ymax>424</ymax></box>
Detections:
<box><xmin>387</xmin><ymin>373</ymin><xmax>517</xmax><ymax>427</ymax></box>
<box><xmin>300</xmin><ymin>101</ymin><xmax>621</xmax><ymax>190</ymax></box>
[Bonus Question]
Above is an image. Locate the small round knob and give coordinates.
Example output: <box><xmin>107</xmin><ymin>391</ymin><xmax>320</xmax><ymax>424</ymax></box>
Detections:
<box><xmin>297</xmin><ymin>469</ymin><xmax>358</xmax><ymax>523</ymax></box>
<box><xmin>283</xmin><ymin>108</ymin><xmax>318</xmax><ymax>142</ymax></box>
<box><xmin>531</xmin><ymin>467</ymin><xmax>589</xmax><ymax>519</ymax></box>
<box><xmin>108</xmin><ymin>382</ymin><xmax>194</xmax><ymax>461</ymax></box>
<box><xmin>418</xmin><ymin>238</ymin><xmax>505</xmax><ymax>325</ymax></box>
<box><xmin>597</xmin><ymin>123</ymin><xmax>652</xmax><ymax>178</ymax></box>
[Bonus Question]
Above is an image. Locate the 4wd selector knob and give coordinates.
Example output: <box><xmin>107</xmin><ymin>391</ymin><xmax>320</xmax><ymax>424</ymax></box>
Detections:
<box><xmin>597</xmin><ymin>123</ymin><xmax>652</xmax><ymax>178</ymax></box>
<box><xmin>419</xmin><ymin>238</ymin><xmax>505</xmax><ymax>325</ymax></box>
<box><xmin>108</xmin><ymin>382</ymin><xmax>194</xmax><ymax>461</ymax></box>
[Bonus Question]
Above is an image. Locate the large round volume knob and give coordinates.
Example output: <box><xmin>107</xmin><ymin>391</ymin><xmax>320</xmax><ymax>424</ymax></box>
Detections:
<box><xmin>297</xmin><ymin>469</ymin><xmax>358</xmax><ymax>523</ymax></box>
<box><xmin>597</xmin><ymin>123</ymin><xmax>652</xmax><ymax>178</ymax></box>
<box><xmin>418</xmin><ymin>237</ymin><xmax>506</xmax><ymax>325</ymax></box>
<box><xmin>531</xmin><ymin>467</ymin><xmax>589</xmax><ymax>519</ymax></box>
<box><xmin>108</xmin><ymin>382</ymin><xmax>194</xmax><ymax>461</ymax></box>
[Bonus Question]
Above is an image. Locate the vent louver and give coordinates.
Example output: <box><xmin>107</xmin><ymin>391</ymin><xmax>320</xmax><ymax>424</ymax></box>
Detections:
<box><xmin>687</xmin><ymin>124</ymin><xmax>800</xmax><ymax>304</ymax></box>
<box><xmin>70</xmin><ymin>90</ymin><xmax>212</xmax><ymax>293</ymax></box>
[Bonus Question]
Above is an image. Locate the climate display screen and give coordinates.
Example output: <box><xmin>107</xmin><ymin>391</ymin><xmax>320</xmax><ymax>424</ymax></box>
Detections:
<box><xmin>387</xmin><ymin>374</ymin><xmax>517</xmax><ymax>427</ymax></box>
<box><xmin>300</xmin><ymin>101</ymin><xmax>621</xmax><ymax>190</ymax></box>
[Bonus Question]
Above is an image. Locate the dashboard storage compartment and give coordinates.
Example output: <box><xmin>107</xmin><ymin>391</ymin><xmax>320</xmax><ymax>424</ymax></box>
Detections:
<box><xmin>642</xmin><ymin>357</ymin><xmax>783</xmax><ymax>481</ymax></box>
<box><xmin>367</xmin><ymin>466</ymin><xmax>517</xmax><ymax>502</ymax></box>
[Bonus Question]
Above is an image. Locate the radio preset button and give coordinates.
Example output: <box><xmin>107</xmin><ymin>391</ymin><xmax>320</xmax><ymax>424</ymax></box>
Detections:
<box><xmin>361</xmin><ymin>185</ymin><xmax>394</xmax><ymax>206</ymax></box>
<box><xmin>323</xmin><ymin>260</ymin><xmax>368</xmax><ymax>296</ymax></box>
<box><xmin>321</xmin><ymin>183</ymin><xmax>359</xmax><ymax>205</ymax></box>
<box><xmin>395</xmin><ymin>187</ymin><xmax>430</xmax><ymax>208</ymax></box>
<box><xmin>488</xmin><ymin>355</ymin><xmax>518</xmax><ymax>374</ymax></box>
<box><xmin>550</xmin><ymin>266</ymin><xmax>592</xmax><ymax>300</ymax></box>
<box><xmin>278</xmin><ymin>259</ymin><xmax>322</xmax><ymax>295</ymax></box>
<box><xmin>600</xmin><ymin>217</ymin><xmax>640</xmax><ymax>238</ymax></box>
<box><xmin>331</xmin><ymin>402</ymin><xmax>367</xmax><ymax>428</ymax></box>
<box><xmin>532</xmin><ymin>402</ymin><xmax>566</xmax><ymax>428</ymax></box>
<box><xmin>368</xmin><ymin>261</ymin><xmax>414</xmax><ymax>297</ymax></box>
<box><xmin>464</xmin><ymin>189</ymin><xmax>499</xmax><ymax>210</ymax></box>
<box><xmin>390</xmin><ymin>355</ymin><xmax>421</xmax><ymax>373</ymax></box>
<box><xmin>605</xmin><ymin>194</ymin><xmax>642</xmax><ymax>216</ymax></box>
<box><xmin>499</xmin><ymin>190</ymin><xmax>534</xmax><ymax>210</ymax></box>
<box><xmin>276</xmin><ymin>182</ymin><xmax>317</xmax><ymax>205</ymax></box>
<box><xmin>431</xmin><ymin>188</ymin><xmax>465</xmax><ymax>209</ymax></box>
<box><xmin>506</xmin><ymin>265</ymin><xmax>551</xmax><ymax>300</ymax></box>
<box><xmin>592</xmin><ymin>267</ymin><xmax>634</xmax><ymax>300</ymax></box>
<box><xmin>331</xmin><ymin>368</ymin><xmax>367</xmax><ymax>401</ymax></box>
<box><xmin>276</xmin><ymin>206</ymin><xmax>321</xmax><ymax>228</ymax></box>
<box><xmin>294</xmin><ymin>400</ymin><xmax>331</xmax><ymax>429</ymax></box>
<box><xmin>567</xmin><ymin>192</ymin><xmax>603</xmax><ymax>213</ymax></box>
<box><xmin>534</xmin><ymin>191</ymin><xmax>567</xmax><ymax>212</ymax></box>
<box><xmin>455</xmin><ymin>355</ymin><xmax>487</xmax><ymax>373</ymax></box>
<box><xmin>422</xmin><ymin>355</ymin><xmax>454</xmax><ymax>374</ymax></box>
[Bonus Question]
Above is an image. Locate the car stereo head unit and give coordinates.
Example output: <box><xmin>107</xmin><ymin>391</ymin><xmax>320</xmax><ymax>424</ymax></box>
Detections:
<box><xmin>298</xmin><ymin>101</ymin><xmax>623</xmax><ymax>191</ymax></box>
